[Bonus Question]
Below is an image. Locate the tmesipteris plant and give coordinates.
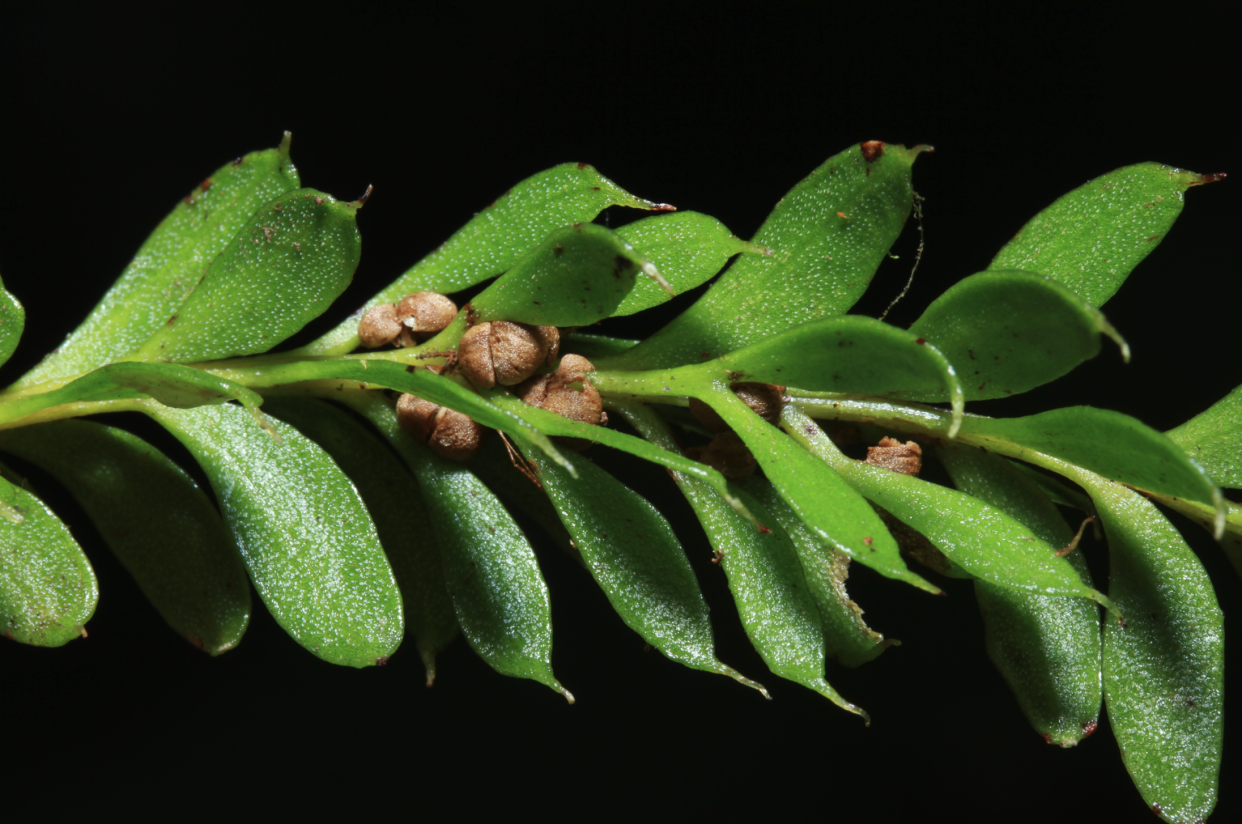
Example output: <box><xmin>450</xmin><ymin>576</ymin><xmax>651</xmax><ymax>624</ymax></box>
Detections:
<box><xmin>0</xmin><ymin>134</ymin><xmax>1235</xmax><ymax>823</ymax></box>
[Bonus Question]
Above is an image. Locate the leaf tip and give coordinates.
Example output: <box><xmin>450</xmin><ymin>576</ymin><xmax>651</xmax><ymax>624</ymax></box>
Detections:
<box><xmin>348</xmin><ymin>184</ymin><xmax>375</xmax><ymax>212</ymax></box>
<box><xmin>1189</xmin><ymin>171</ymin><xmax>1226</xmax><ymax>187</ymax></box>
<box><xmin>279</xmin><ymin>131</ymin><xmax>293</xmax><ymax>155</ymax></box>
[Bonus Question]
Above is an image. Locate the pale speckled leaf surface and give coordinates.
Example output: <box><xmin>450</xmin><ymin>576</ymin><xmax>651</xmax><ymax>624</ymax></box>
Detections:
<box><xmin>0</xmin><ymin>272</ymin><xmax>24</xmax><ymax>372</ymax></box>
<box><xmin>606</xmin><ymin>142</ymin><xmax>921</xmax><ymax>370</ymax></box>
<box><xmin>1072</xmin><ymin>473</ymin><xmax>1223</xmax><ymax>824</ymax></box>
<box><xmin>1166</xmin><ymin>383</ymin><xmax>1242</xmax><ymax>490</ymax></box>
<box><xmin>17</xmin><ymin>137</ymin><xmax>300</xmax><ymax>387</ymax></box>
<box><xmin>936</xmin><ymin>443</ymin><xmax>1101</xmax><ymax>746</ymax></box>
<box><xmin>907</xmin><ymin>270</ymin><xmax>1128</xmax><ymax>401</ymax></box>
<box><xmin>0</xmin><ymin>420</ymin><xmax>250</xmax><ymax>654</ymax></box>
<box><xmin>146</xmin><ymin>403</ymin><xmax>402</xmax><ymax>667</ymax></box>
<box><xmin>0</xmin><ymin>467</ymin><xmax>97</xmax><ymax>646</ymax></box>
<box><xmin>345</xmin><ymin>395</ymin><xmax>569</xmax><ymax>700</ymax></box>
<box><xmin>264</xmin><ymin>397</ymin><xmax>457</xmax><ymax>682</ymax></box>
<box><xmin>300</xmin><ymin>162</ymin><xmax>669</xmax><ymax>356</ymax></box>
<box><xmin>990</xmin><ymin>161</ymin><xmax>1221</xmax><ymax>308</ymax></box>
<box><xmin>130</xmin><ymin>189</ymin><xmax>360</xmax><ymax>363</ymax></box>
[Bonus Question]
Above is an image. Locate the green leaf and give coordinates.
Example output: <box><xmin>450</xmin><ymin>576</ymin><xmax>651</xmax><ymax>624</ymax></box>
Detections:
<box><xmin>611</xmin><ymin>211</ymin><xmax>761</xmax><ymax>317</ymax></box>
<box><xmin>936</xmin><ymin>443</ymin><xmax>1102</xmax><ymax>746</ymax></box>
<box><xmin>16</xmin><ymin>136</ymin><xmax>300</xmax><ymax>387</ymax></box>
<box><xmin>606</xmin><ymin>141</ymin><xmax>924</xmax><ymax>370</ymax></box>
<box><xmin>907</xmin><ymin>270</ymin><xmax>1128</xmax><ymax>401</ymax></box>
<box><xmin>514</xmin><ymin>428</ymin><xmax>766</xmax><ymax>694</ymax></box>
<box><xmin>0</xmin><ymin>421</ymin><xmax>250</xmax><ymax>654</ymax></box>
<box><xmin>794</xmin><ymin>399</ymin><xmax>1225</xmax><ymax>533</ymax></box>
<box><xmin>783</xmin><ymin>405</ymin><xmax>1114</xmax><ymax>610</ymax></box>
<box><xmin>344</xmin><ymin>393</ymin><xmax>570</xmax><ymax>700</ymax></box>
<box><xmin>128</xmin><ymin>189</ymin><xmax>361</xmax><ymax>363</ymax></box>
<box><xmin>0</xmin><ymin>466</ymin><xmax>97</xmax><ymax>645</ymax></box>
<box><xmin>739</xmin><ymin>475</ymin><xmax>894</xmax><ymax>667</ymax></box>
<box><xmin>1072</xmin><ymin>473</ymin><xmax>1223</xmax><ymax>824</ymax></box>
<box><xmin>298</xmin><ymin>162</ymin><xmax>672</xmax><ymax>357</ymax></box>
<box><xmin>1145</xmin><ymin>493</ymin><xmax>1242</xmax><ymax>583</ymax></box>
<box><xmin>470</xmin><ymin>223</ymin><xmax>662</xmax><ymax>327</ymax></box>
<box><xmin>617</xmin><ymin>401</ymin><xmax>862</xmax><ymax>716</ymax></box>
<box><xmin>693</xmin><ymin>388</ymin><xmax>935</xmax><ymax>595</ymax></box>
<box><xmin>1165</xmin><ymin>383</ymin><xmax>1242</xmax><ymax>489</ymax></box>
<box><xmin>596</xmin><ymin>315</ymin><xmax>965</xmax><ymax>435</ymax></box>
<box><xmin>146</xmin><ymin>403</ymin><xmax>402</xmax><ymax>667</ymax></box>
<box><xmin>0</xmin><ymin>272</ymin><xmax>25</xmax><ymax>371</ymax></box>
<box><xmin>263</xmin><ymin>398</ymin><xmax>457</xmax><ymax>684</ymax></box>
<box><xmin>0</xmin><ymin>362</ymin><xmax>271</xmax><ymax>430</ymax></box>
<box><xmin>990</xmin><ymin>162</ymin><xmax>1223</xmax><ymax>308</ymax></box>
<box><xmin>560</xmin><ymin>333</ymin><xmax>640</xmax><ymax>361</ymax></box>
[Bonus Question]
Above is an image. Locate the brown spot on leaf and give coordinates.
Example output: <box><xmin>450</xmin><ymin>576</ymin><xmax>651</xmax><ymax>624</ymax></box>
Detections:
<box><xmin>167</xmin><ymin>314</ymin><xmax>179</xmax><ymax>326</ymax></box>
<box><xmin>577</xmin><ymin>162</ymin><xmax>589</xmax><ymax>169</ymax></box>
<box><xmin>860</xmin><ymin>141</ymin><xmax>885</xmax><ymax>162</ymax></box>
<box><xmin>915</xmin><ymin>338</ymin><xmax>926</xmax><ymax>345</ymax></box>
<box><xmin>1082</xmin><ymin>719</ymin><xmax>1098</xmax><ymax>737</ymax></box>
<box><xmin>200</xmin><ymin>177</ymin><xmax>212</xmax><ymax>192</ymax></box>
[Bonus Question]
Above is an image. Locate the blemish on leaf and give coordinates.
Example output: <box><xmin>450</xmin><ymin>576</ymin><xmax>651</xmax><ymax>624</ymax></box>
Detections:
<box><xmin>915</xmin><ymin>338</ymin><xmax>926</xmax><ymax>345</ymax></box>
<box><xmin>554</xmin><ymin>243</ymin><xmax>563</xmax><ymax>257</ymax></box>
<box><xmin>199</xmin><ymin>177</ymin><xmax>212</xmax><ymax>192</ymax></box>
<box><xmin>1082</xmin><ymin>719</ymin><xmax>1098</xmax><ymax>737</ymax></box>
<box><xmin>860</xmin><ymin>141</ymin><xmax>885</xmax><ymax>162</ymax></box>
<box><xmin>167</xmin><ymin>314</ymin><xmax>179</xmax><ymax>326</ymax></box>
<box><xmin>577</xmin><ymin>162</ymin><xmax>589</xmax><ymax>170</ymax></box>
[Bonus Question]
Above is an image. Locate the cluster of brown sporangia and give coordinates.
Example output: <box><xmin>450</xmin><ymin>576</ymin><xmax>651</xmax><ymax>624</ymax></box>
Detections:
<box><xmin>359</xmin><ymin>292</ymin><xmax>606</xmax><ymax>460</ymax></box>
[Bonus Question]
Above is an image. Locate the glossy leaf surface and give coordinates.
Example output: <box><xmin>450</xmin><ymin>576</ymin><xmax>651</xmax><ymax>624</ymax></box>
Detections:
<box><xmin>0</xmin><ymin>273</ymin><xmax>24</xmax><ymax>371</ymax></box>
<box><xmin>18</xmin><ymin>136</ymin><xmax>300</xmax><ymax>386</ymax></box>
<box><xmin>936</xmin><ymin>443</ymin><xmax>1101</xmax><ymax>746</ymax></box>
<box><xmin>130</xmin><ymin>189</ymin><xmax>360</xmax><ymax>363</ymax></box>
<box><xmin>619</xmin><ymin>402</ymin><xmax>860</xmax><ymax>714</ymax></box>
<box><xmin>148</xmin><ymin>403</ymin><xmax>402</xmax><ymax>667</ymax></box>
<box><xmin>0</xmin><ymin>468</ymin><xmax>97</xmax><ymax>645</ymax></box>
<box><xmin>1166</xmin><ymin>383</ymin><xmax>1242</xmax><ymax>489</ymax></box>
<box><xmin>741</xmin><ymin>475</ymin><xmax>893</xmax><ymax>667</ymax></box>
<box><xmin>1077</xmin><ymin>474</ymin><xmax>1224</xmax><ymax>824</ymax></box>
<box><xmin>517</xmin><ymin>435</ymin><xmax>763</xmax><ymax>692</ymax></box>
<box><xmin>348</xmin><ymin>395</ymin><xmax>570</xmax><ymax>700</ymax></box>
<box><xmin>795</xmin><ymin>399</ymin><xmax>1224</xmax><ymax>526</ymax></box>
<box><xmin>696</xmin><ymin>388</ymin><xmax>931</xmax><ymax>594</ymax></box>
<box><xmin>301</xmin><ymin>162</ymin><xmax>670</xmax><ymax>356</ymax></box>
<box><xmin>612</xmin><ymin>211</ymin><xmax>759</xmax><ymax>317</ymax></box>
<box><xmin>907</xmin><ymin>270</ymin><xmax>1128</xmax><ymax>401</ymax></box>
<box><xmin>265</xmin><ymin>398</ymin><xmax>457</xmax><ymax>682</ymax></box>
<box><xmin>990</xmin><ymin>161</ymin><xmax>1220</xmax><ymax>308</ymax></box>
<box><xmin>470</xmin><ymin>223</ymin><xmax>657</xmax><ymax>326</ymax></box>
<box><xmin>784</xmin><ymin>406</ymin><xmax>1113</xmax><ymax>608</ymax></box>
<box><xmin>607</xmin><ymin>142</ymin><xmax>922</xmax><ymax>369</ymax></box>
<box><xmin>0</xmin><ymin>420</ymin><xmax>250</xmax><ymax>654</ymax></box>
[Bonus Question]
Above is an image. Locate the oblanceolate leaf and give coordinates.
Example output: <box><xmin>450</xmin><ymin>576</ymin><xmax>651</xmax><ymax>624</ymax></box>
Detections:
<box><xmin>936</xmin><ymin>443</ymin><xmax>1102</xmax><ymax>747</ymax></box>
<box><xmin>514</xmin><ymin>432</ymin><xmax>766</xmax><ymax>694</ymax></box>
<box><xmin>617</xmin><ymin>402</ymin><xmax>862</xmax><ymax>716</ymax></box>
<box><xmin>470</xmin><ymin>223</ymin><xmax>662</xmax><ymax>327</ymax></box>
<box><xmin>299</xmin><ymin>162</ymin><xmax>672</xmax><ymax>356</ymax></box>
<box><xmin>129</xmin><ymin>189</ymin><xmax>361</xmax><ymax>364</ymax></box>
<box><xmin>990</xmin><ymin>162</ymin><xmax>1223</xmax><ymax>308</ymax></box>
<box><xmin>1069</xmin><ymin>471</ymin><xmax>1223</xmax><ymax>824</ymax></box>
<box><xmin>0</xmin><ymin>362</ymin><xmax>270</xmax><ymax>430</ymax></box>
<box><xmin>688</xmin><ymin>387</ymin><xmax>935</xmax><ymax>595</ymax></box>
<box><xmin>0</xmin><ymin>466</ymin><xmax>97</xmax><ymax>645</ymax></box>
<box><xmin>146</xmin><ymin>403</ymin><xmax>402</xmax><ymax>667</ymax></box>
<box><xmin>595</xmin><ymin>315</ymin><xmax>965</xmax><ymax>435</ymax></box>
<box><xmin>0</xmin><ymin>421</ymin><xmax>250</xmax><ymax>654</ymax></box>
<box><xmin>907</xmin><ymin>270</ymin><xmax>1128</xmax><ymax>401</ymax></box>
<box><xmin>605</xmin><ymin>141</ymin><xmax>924</xmax><ymax>370</ymax></box>
<box><xmin>783</xmin><ymin>406</ymin><xmax>1114</xmax><ymax>610</ymax></box>
<box><xmin>793</xmin><ymin>398</ymin><xmax>1225</xmax><ymax>531</ymax></box>
<box><xmin>345</xmin><ymin>393</ymin><xmax>571</xmax><ymax>701</ymax></box>
<box><xmin>1165</xmin><ymin>383</ymin><xmax>1242</xmax><ymax>489</ymax></box>
<box><xmin>263</xmin><ymin>398</ymin><xmax>457</xmax><ymax>684</ymax></box>
<box><xmin>0</xmin><ymin>272</ymin><xmax>24</xmax><ymax>371</ymax></box>
<box><xmin>739</xmin><ymin>475</ymin><xmax>894</xmax><ymax>667</ymax></box>
<box><xmin>16</xmin><ymin>136</ymin><xmax>300</xmax><ymax>387</ymax></box>
<box><xmin>611</xmin><ymin>211</ymin><xmax>761</xmax><ymax>317</ymax></box>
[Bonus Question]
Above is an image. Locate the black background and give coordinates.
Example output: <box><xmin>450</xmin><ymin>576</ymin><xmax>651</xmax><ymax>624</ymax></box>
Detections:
<box><xmin>1</xmin><ymin>4</ymin><xmax>1238</xmax><ymax>820</ymax></box>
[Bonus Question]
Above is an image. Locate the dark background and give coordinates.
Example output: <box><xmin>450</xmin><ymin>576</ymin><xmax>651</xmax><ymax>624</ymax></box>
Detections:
<box><xmin>1</xmin><ymin>4</ymin><xmax>1237</xmax><ymax>820</ymax></box>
